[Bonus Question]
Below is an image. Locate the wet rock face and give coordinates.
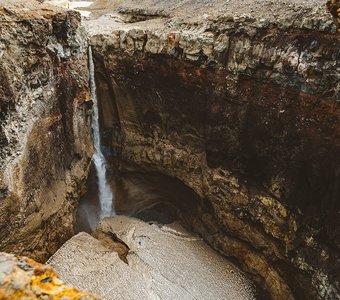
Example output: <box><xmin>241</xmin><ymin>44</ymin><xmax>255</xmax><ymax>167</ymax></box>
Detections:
<box><xmin>89</xmin><ymin>2</ymin><xmax>340</xmax><ymax>299</ymax></box>
<box><xmin>0</xmin><ymin>1</ymin><xmax>92</xmax><ymax>261</ymax></box>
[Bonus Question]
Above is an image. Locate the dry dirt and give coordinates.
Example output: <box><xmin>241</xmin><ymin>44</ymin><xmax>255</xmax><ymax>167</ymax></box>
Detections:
<box><xmin>88</xmin><ymin>0</ymin><xmax>331</xmax><ymax>23</ymax></box>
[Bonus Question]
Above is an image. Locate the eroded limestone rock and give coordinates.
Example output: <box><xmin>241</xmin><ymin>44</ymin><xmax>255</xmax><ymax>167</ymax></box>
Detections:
<box><xmin>0</xmin><ymin>0</ymin><xmax>93</xmax><ymax>261</ymax></box>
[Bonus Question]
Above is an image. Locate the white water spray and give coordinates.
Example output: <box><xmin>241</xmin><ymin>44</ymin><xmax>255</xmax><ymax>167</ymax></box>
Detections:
<box><xmin>89</xmin><ymin>46</ymin><xmax>114</xmax><ymax>219</ymax></box>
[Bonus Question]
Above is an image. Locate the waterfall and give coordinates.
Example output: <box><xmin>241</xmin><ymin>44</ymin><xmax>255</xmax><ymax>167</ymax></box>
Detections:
<box><xmin>89</xmin><ymin>46</ymin><xmax>114</xmax><ymax>219</ymax></box>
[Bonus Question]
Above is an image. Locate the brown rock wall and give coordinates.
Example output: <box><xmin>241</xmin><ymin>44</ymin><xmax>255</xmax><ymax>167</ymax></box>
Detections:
<box><xmin>0</xmin><ymin>1</ymin><xmax>93</xmax><ymax>261</ymax></box>
<box><xmin>90</xmin><ymin>5</ymin><xmax>340</xmax><ymax>298</ymax></box>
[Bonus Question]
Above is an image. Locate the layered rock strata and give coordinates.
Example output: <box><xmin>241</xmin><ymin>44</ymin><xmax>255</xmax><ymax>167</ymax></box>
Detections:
<box><xmin>0</xmin><ymin>0</ymin><xmax>92</xmax><ymax>261</ymax></box>
<box><xmin>87</xmin><ymin>0</ymin><xmax>340</xmax><ymax>299</ymax></box>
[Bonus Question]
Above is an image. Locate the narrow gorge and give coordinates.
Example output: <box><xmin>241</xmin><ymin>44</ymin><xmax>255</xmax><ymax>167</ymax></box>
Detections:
<box><xmin>0</xmin><ymin>0</ymin><xmax>339</xmax><ymax>299</ymax></box>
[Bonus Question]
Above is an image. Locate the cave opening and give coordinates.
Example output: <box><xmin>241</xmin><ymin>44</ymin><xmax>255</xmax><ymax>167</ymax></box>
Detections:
<box><xmin>75</xmin><ymin>168</ymin><xmax>201</xmax><ymax>234</ymax></box>
<box><xmin>75</xmin><ymin>52</ymin><xmax>201</xmax><ymax>234</ymax></box>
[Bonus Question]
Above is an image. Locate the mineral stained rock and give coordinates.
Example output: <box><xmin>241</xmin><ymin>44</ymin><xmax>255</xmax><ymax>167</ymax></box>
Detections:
<box><xmin>327</xmin><ymin>0</ymin><xmax>340</xmax><ymax>31</ymax></box>
<box><xmin>0</xmin><ymin>0</ymin><xmax>93</xmax><ymax>261</ymax></box>
<box><xmin>0</xmin><ymin>252</ymin><xmax>98</xmax><ymax>299</ymax></box>
<box><xmin>48</xmin><ymin>216</ymin><xmax>256</xmax><ymax>300</ymax></box>
<box><xmin>87</xmin><ymin>0</ymin><xmax>340</xmax><ymax>299</ymax></box>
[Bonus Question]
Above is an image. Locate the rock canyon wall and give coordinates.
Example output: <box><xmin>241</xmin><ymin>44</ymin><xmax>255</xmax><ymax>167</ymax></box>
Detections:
<box><xmin>0</xmin><ymin>0</ymin><xmax>339</xmax><ymax>299</ymax></box>
<box><xmin>0</xmin><ymin>1</ymin><xmax>92</xmax><ymax>261</ymax></box>
<box><xmin>88</xmin><ymin>0</ymin><xmax>340</xmax><ymax>298</ymax></box>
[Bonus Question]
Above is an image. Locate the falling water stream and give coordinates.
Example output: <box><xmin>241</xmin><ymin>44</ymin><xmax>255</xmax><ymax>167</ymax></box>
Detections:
<box><xmin>89</xmin><ymin>46</ymin><xmax>114</xmax><ymax>219</ymax></box>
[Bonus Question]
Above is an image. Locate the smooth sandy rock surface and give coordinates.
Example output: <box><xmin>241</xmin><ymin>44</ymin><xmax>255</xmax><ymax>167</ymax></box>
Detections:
<box><xmin>48</xmin><ymin>216</ymin><xmax>255</xmax><ymax>300</ymax></box>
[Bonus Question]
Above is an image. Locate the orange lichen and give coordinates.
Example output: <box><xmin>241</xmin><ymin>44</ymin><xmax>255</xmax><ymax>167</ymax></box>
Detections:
<box><xmin>0</xmin><ymin>253</ymin><xmax>98</xmax><ymax>300</ymax></box>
